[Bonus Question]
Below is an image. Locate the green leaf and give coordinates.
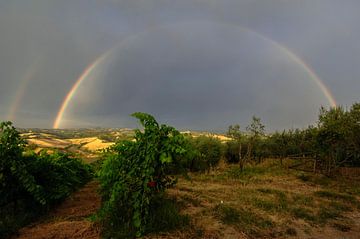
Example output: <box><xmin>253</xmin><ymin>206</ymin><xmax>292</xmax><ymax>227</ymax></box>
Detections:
<box><xmin>160</xmin><ymin>153</ymin><xmax>172</xmax><ymax>163</ymax></box>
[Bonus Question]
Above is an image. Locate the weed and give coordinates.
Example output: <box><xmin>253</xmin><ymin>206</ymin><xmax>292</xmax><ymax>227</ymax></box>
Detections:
<box><xmin>180</xmin><ymin>194</ymin><xmax>202</xmax><ymax>207</ymax></box>
<box><xmin>292</xmin><ymin>207</ymin><xmax>315</xmax><ymax>222</ymax></box>
<box><xmin>332</xmin><ymin>223</ymin><xmax>351</xmax><ymax>232</ymax></box>
<box><xmin>297</xmin><ymin>173</ymin><xmax>311</xmax><ymax>182</ymax></box>
<box><xmin>292</xmin><ymin>194</ymin><xmax>314</xmax><ymax>206</ymax></box>
<box><xmin>253</xmin><ymin>197</ymin><xmax>288</xmax><ymax>213</ymax></box>
<box><xmin>146</xmin><ymin>197</ymin><xmax>190</xmax><ymax>233</ymax></box>
<box><xmin>253</xmin><ymin>198</ymin><xmax>278</xmax><ymax>212</ymax></box>
<box><xmin>328</xmin><ymin>201</ymin><xmax>351</xmax><ymax>212</ymax></box>
<box><xmin>226</xmin><ymin>166</ymin><xmax>267</xmax><ymax>179</ymax></box>
<box><xmin>314</xmin><ymin>190</ymin><xmax>357</xmax><ymax>203</ymax></box>
<box><xmin>214</xmin><ymin>204</ymin><xmax>240</xmax><ymax>224</ymax></box>
<box><xmin>213</xmin><ymin>204</ymin><xmax>273</xmax><ymax>236</ymax></box>
<box><xmin>255</xmin><ymin>188</ymin><xmax>288</xmax><ymax>212</ymax></box>
<box><xmin>317</xmin><ymin>205</ymin><xmax>342</xmax><ymax>224</ymax></box>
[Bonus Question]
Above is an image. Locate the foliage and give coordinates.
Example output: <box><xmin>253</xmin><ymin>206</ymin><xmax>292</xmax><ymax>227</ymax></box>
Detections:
<box><xmin>225</xmin><ymin>116</ymin><xmax>266</xmax><ymax>169</ymax></box>
<box><xmin>144</xmin><ymin>195</ymin><xmax>189</xmax><ymax>234</ymax></box>
<box><xmin>316</xmin><ymin>105</ymin><xmax>360</xmax><ymax>170</ymax></box>
<box><xmin>0</xmin><ymin>122</ymin><xmax>93</xmax><ymax>238</ymax></box>
<box><xmin>227</xmin><ymin>124</ymin><xmax>242</xmax><ymax>142</ymax></box>
<box><xmin>245</xmin><ymin>116</ymin><xmax>265</xmax><ymax>162</ymax></box>
<box><xmin>28</xmin><ymin>151</ymin><xmax>93</xmax><ymax>202</ymax></box>
<box><xmin>226</xmin><ymin>124</ymin><xmax>247</xmax><ymax>169</ymax></box>
<box><xmin>225</xmin><ymin>102</ymin><xmax>360</xmax><ymax>174</ymax></box>
<box><xmin>225</xmin><ymin>140</ymin><xmax>243</xmax><ymax>163</ymax></box>
<box><xmin>0</xmin><ymin>122</ymin><xmax>46</xmax><ymax>206</ymax></box>
<box><xmin>184</xmin><ymin>136</ymin><xmax>223</xmax><ymax>172</ymax></box>
<box><xmin>98</xmin><ymin>112</ymin><xmax>190</xmax><ymax>238</ymax></box>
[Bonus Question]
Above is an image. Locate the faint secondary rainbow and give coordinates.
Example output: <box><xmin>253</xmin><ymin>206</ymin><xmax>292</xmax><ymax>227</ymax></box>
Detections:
<box><xmin>53</xmin><ymin>52</ymin><xmax>111</xmax><ymax>129</ymax></box>
<box><xmin>53</xmin><ymin>22</ymin><xmax>337</xmax><ymax>129</ymax></box>
<box><xmin>7</xmin><ymin>62</ymin><xmax>39</xmax><ymax>121</ymax></box>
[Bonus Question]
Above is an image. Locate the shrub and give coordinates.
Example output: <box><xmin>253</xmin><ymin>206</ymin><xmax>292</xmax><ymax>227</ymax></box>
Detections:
<box><xmin>0</xmin><ymin>122</ymin><xmax>93</xmax><ymax>238</ymax></box>
<box><xmin>98</xmin><ymin>113</ymin><xmax>191</xmax><ymax>237</ymax></box>
<box><xmin>184</xmin><ymin>136</ymin><xmax>223</xmax><ymax>172</ymax></box>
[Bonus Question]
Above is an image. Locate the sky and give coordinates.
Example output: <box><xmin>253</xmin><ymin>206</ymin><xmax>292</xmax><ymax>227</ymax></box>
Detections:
<box><xmin>0</xmin><ymin>0</ymin><xmax>359</xmax><ymax>132</ymax></box>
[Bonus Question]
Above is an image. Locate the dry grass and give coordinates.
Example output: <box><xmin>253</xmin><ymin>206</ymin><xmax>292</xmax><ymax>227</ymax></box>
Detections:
<box><xmin>15</xmin><ymin>181</ymin><xmax>101</xmax><ymax>239</ymax></box>
<box><xmin>12</xmin><ymin>142</ymin><xmax>360</xmax><ymax>239</ymax></box>
<box><xmin>162</xmin><ymin>161</ymin><xmax>360</xmax><ymax>239</ymax></box>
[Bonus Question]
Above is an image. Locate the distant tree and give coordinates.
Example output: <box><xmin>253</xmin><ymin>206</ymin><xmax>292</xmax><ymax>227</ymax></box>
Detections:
<box><xmin>316</xmin><ymin>106</ymin><xmax>348</xmax><ymax>174</ymax></box>
<box><xmin>227</xmin><ymin>124</ymin><xmax>246</xmax><ymax>170</ymax></box>
<box><xmin>347</xmin><ymin>103</ymin><xmax>360</xmax><ymax>166</ymax></box>
<box><xmin>188</xmin><ymin>136</ymin><xmax>223</xmax><ymax>172</ymax></box>
<box><xmin>246</xmin><ymin>116</ymin><xmax>265</xmax><ymax>163</ymax></box>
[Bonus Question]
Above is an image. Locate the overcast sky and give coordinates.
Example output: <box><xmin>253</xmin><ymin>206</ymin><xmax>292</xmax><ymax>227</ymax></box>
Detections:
<box><xmin>1</xmin><ymin>0</ymin><xmax>359</xmax><ymax>132</ymax></box>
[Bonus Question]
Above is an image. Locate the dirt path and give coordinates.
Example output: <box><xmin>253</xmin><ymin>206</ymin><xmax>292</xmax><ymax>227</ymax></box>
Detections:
<box><xmin>14</xmin><ymin>181</ymin><xmax>101</xmax><ymax>239</ymax></box>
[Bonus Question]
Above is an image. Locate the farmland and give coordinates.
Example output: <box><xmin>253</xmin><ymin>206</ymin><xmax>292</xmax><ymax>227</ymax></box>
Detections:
<box><xmin>1</xmin><ymin>106</ymin><xmax>360</xmax><ymax>239</ymax></box>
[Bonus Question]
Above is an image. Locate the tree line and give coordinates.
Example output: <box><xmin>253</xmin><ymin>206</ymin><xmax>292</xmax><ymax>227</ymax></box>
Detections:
<box><xmin>224</xmin><ymin>103</ymin><xmax>360</xmax><ymax>174</ymax></box>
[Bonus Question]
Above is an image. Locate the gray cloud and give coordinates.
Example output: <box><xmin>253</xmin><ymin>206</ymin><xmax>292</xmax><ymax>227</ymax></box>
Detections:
<box><xmin>0</xmin><ymin>0</ymin><xmax>359</xmax><ymax>131</ymax></box>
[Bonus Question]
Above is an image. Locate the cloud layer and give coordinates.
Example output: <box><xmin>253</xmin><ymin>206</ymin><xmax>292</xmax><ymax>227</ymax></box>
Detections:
<box><xmin>1</xmin><ymin>0</ymin><xmax>359</xmax><ymax>131</ymax></box>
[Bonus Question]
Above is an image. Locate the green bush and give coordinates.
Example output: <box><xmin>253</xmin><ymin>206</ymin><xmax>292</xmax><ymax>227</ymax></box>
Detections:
<box><xmin>0</xmin><ymin>122</ymin><xmax>93</xmax><ymax>238</ymax></box>
<box><xmin>98</xmin><ymin>113</ymin><xmax>191</xmax><ymax>238</ymax></box>
<box><xmin>225</xmin><ymin>140</ymin><xmax>240</xmax><ymax>163</ymax></box>
<box><xmin>184</xmin><ymin>136</ymin><xmax>223</xmax><ymax>172</ymax></box>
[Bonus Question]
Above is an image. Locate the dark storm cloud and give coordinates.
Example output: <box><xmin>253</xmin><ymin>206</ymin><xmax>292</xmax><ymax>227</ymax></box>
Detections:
<box><xmin>0</xmin><ymin>0</ymin><xmax>359</xmax><ymax>131</ymax></box>
<box><xmin>65</xmin><ymin>22</ymin><xmax>328</xmax><ymax>131</ymax></box>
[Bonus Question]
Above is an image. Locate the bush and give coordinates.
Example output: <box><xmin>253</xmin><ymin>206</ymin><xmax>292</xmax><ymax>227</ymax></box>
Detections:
<box><xmin>0</xmin><ymin>122</ymin><xmax>93</xmax><ymax>238</ymax></box>
<box><xmin>98</xmin><ymin>113</ymin><xmax>191</xmax><ymax>238</ymax></box>
<box><xmin>224</xmin><ymin>141</ymin><xmax>240</xmax><ymax>163</ymax></box>
<box><xmin>184</xmin><ymin>136</ymin><xmax>223</xmax><ymax>172</ymax></box>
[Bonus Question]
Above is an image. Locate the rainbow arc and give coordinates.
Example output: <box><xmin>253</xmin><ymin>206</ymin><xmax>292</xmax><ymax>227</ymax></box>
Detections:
<box><xmin>52</xmin><ymin>22</ymin><xmax>337</xmax><ymax>129</ymax></box>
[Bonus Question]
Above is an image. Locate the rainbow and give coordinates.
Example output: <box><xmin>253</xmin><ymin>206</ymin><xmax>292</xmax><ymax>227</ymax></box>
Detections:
<box><xmin>248</xmin><ymin>30</ymin><xmax>337</xmax><ymax>108</ymax></box>
<box><xmin>53</xmin><ymin>52</ymin><xmax>111</xmax><ymax>129</ymax></box>
<box><xmin>7</xmin><ymin>62</ymin><xmax>39</xmax><ymax>121</ymax></box>
<box><xmin>53</xmin><ymin>22</ymin><xmax>337</xmax><ymax>129</ymax></box>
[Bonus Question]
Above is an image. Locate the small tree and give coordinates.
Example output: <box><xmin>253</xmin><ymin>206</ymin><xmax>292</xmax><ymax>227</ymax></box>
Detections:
<box><xmin>98</xmin><ymin>113</ymin><xmax>190</xmax><ymax>237</ymax></box>
<box><xmin>246</xmin><ymin>116</ymin><xmax>265</xmax><ymax>163</ymax></box>
<box><xmin>227</xmin><ymin>124</ymin><xmax>246</xmax><ymax>170</ymax></box>
<box><xmin>191</xmin><ymin>136</ymin><xmax>223</xmax><ymax>172</ymax></box>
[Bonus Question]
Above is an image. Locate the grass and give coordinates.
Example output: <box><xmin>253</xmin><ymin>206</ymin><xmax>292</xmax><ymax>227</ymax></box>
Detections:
<box><xmin>332</xmin><ymin>222</ymin><xmax>351</xmax><ymax>232</ymax></box>
<box><xmin>179</xmin><ymin>194</ymin><xmax>202</xmax><ymax>207</ymax></box>
<box><xmin>291</xmin><ymin>207</ymin><xmax>316</xmax><ymax>222</ymax></box>
<box><xmin>314</xmin><ymin>190</ymin><xmax>357</xmax><ymax>203</ymax></box>
<box><xmin>146</xmin><ymin>196</ymin><xmax>190</xmax><ymax>233</ymax></box>
<box><xmin>101</xmin><ymin>196</ymin><xmax>190</xmax><ymax>239</ymax></box>
<box><xmin>292</xmin><ymin>194</ymin><xmax>314</xmax><ymax>206</ymax></box>
<box><xmin>165</xmin><ymin>161</ymin><xmax>360</xmax><ymax>238</ymax></box>
<box><xmin>213</xmin><ymin>204</ymin><xmax>273</xmax><ymax>236</ymax></box>
<box><xmin>255</xmin><ymin>188</ymin><xmax>288</xmax><ymax>212</ymax></box>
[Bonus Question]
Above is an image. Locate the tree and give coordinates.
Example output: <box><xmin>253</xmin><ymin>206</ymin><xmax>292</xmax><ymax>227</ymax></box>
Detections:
<box><xmin>246</xmin><ymin>116</ymin><xmax>265</xmax><ymax>163</ymax></box>
<box><xmin>347</xmin><ymin>103</ymin><xmax>360</xmax><ymax>166</ymax></box>
<box><xmin>187</xmin><ymin>136</ymin><xmax>223</xmax><ymax>172</ymax></box>
<box><xmin>316</xmin><ymin>106</ymin><xmax>348</xmax><ymax>174</ymax></box>
<box><xmin>227</xmin><ymin>124</ymin><xmax>246</xmax><ymax>170</ymax></box>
